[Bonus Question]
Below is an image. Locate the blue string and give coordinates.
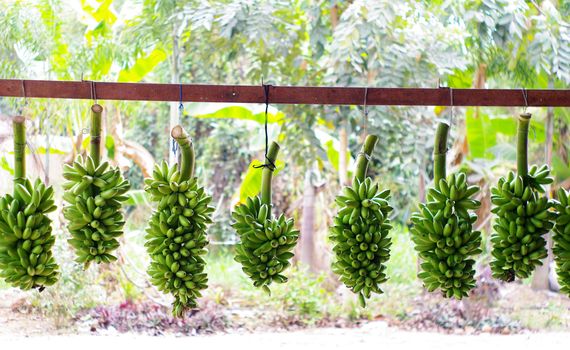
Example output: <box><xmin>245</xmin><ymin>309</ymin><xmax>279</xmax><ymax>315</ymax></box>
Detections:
<box><xmin>179</xmin><ymin>84</ymin><xmax>184</xmax><ymax>112</ymax></box>
<box><xmin>171</xmin><ymin>84</ymin><xmax>184</xmax><ymax>158</ymax></box>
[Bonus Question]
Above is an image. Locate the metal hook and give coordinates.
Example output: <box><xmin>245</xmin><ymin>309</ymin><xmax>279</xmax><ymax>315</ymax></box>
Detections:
<box><xmin>521</xmin><ymin>88</ymin><xmax>528</xmax><ymax>113</ymax></box>
<box><xmin>361</xmin><ymin>86</ymin><xmax>369</xmax><ymax>138</ymax></box>
<box><xmin>19</xmin><ymin>80</ymin><xmax>28</xmax><ymax>115</ymax></box>
<box><xmin>363</xmin><ymin>86</ymin><xmax>369</xmax><ymax>117</ymax></box>
<box><xmin>90</xmin><ymin>81</ymin><xmax>97</xmax><ymax>103</ymax></box>
<box><xmin>22</xmin><ymin>80</ymin><xmax>28</xmax><ymax>105</ymax></box>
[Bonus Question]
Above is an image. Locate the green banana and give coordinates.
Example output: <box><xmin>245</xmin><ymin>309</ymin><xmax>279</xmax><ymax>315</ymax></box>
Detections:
<box><xmin>330</xmin><ymin>135</ymin><xmax>393</xmax><ymax>307</ymax></box>
<box><xmin>232</xmin><ymin>141</ymin><xmax>299</xmax><ymax>294</ymax></box>
<box><xmin>0</xmin><ymin>117</ymin><xmax>59</xmax><ymax>290</ymax></box>
<box><xmin>63</xmin><ymin>105</ymin><xmax>130</xmax><ymax>268</ymax></box>
<box><xmin>553</xmin><ymin>188</ymin><xmax>570</xmax><ymax>295</ymax></box>
<box><xmin>411</xmin><ymin>123</ymin><xmax>481</xmax><ymax>299</ymax></box>
<box><xmin>144</xmin><ymin>125</ymin><xmax>214</xmax><ymax>317</ymax></box>
<box><xmin>490</xmin><ymin>113</ymin><xmax>554</xmax><ymax>282</ymax></box>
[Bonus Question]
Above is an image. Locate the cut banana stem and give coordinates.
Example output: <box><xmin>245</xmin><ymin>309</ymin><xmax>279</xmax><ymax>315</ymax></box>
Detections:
<box><xmin>411</xmin><ymin>122</ymin><xmax>482</xmax><ymax>299</ymax></box>
<box><xmin>330</xmin><ymin>134</ymin><xmax>393</xmax><ymax>307</ymax></box>
<box><xmin>90</xmin><ymin>104</ymin><xmax>103</xmax><ymax>168</ymax></box>
<box><xmin>63</xmin><ymin>104</ymin><xmax>130</xmax><ymax>268</ymax></box>
<box><xmin>261</xmin><ymin>141</ymin><xmax>280</xmax><ymax>206</ymax></box>
<box><xmin>353</xmin><ymin>134</ymin><xmax>378</xmax><ymax>184</ymax></box>
<box><xmin>0</xmin><ymin>118</ymin><xmax>59</xmax><ymax>290</ymax></box>
<box><xmin>433</xmin><ymin>122</ymin><xmax>449</xmax><ymax>184</ymax></box>
<box><xmin>144</xmin><ymin>125</ymin><xmax>214</xmax><ymax>317</ymax></box>
<box><xmin>171</xmin><ymin>125</ymin><xmax>195</xmax><ymax>181</ymax></box>
<box><xmin>489</xmin><ymin>113</ymin><xmax>554</xmax><ymax>282</ymax></box>
<box><xmin>517</xmin><ymin>113</ymin><xmax>531</xmax><ymax>179</ymax></box>
<box><xmin>232</xmin><ymin>141</ymin><xmax>299</xmax><ymax>294</ymax></box>
<box><xmin>13</xmin><ymin>116</ymin><xmax>26</xmax><ymax>185</ymax></box>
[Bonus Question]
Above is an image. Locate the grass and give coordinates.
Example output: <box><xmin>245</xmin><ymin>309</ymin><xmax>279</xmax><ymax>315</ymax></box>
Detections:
<box><xmin>200</xmin><ymin>224</ymin><xmax>421</xmax><ymax>325</ymax></box>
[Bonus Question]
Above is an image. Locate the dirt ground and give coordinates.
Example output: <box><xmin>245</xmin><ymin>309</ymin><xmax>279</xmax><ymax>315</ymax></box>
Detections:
<box><xmin>0</xmin><ymin>325</ymin><xmax>569</xmax><ymax>349</ymax></box>
<box><xmin>1</xmin><ymin>286</ymin><xmax>570</xmax><ymax>348</ymax></box>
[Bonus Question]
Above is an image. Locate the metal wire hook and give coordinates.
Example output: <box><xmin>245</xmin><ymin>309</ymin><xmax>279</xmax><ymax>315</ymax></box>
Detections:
<box><xmin>18</xmin><ymin>80</ymin><xmax>28</xmax><ymax>115</ymax></box>
<box><xmin>90</xmin><ymin>81</ymin><xmax>97</xmax><ymax>103</ymax></box>
<box><xmin>361</xmin><ymin>86</ymin><xmax>369</xmax><ymax>138</ymax></box>
<box><xmin>21</xmin><ymin>80</ymin><xmax>26</xmax><ymax>101</ymax></box>
<box><xmin>521</xmin><ymin>88</ymin><xmax>528</xmax><ymax>113</ymax></box>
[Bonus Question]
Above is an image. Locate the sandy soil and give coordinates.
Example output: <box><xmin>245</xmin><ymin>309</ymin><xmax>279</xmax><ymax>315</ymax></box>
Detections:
<box><xmin>0</xmin><ymin>325</ymin><xmax>569</xmax><ymax>350</ymax></box>
<box><xmin>1</xmin><ymin>287</ymin><xmax>569</xmax><ymax>349</ymax></box>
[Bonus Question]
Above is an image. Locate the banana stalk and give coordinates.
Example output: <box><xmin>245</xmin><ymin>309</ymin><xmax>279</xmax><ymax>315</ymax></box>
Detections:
<box><xmin>489</xmin><ymin>113</ymin><xmax>555</xmax><ymax>281</ymax></box>
<box><xmin>62</xmin><ymin>104</ymin><xmax>130</xmax><ymax>268</ymax></box>
<box><xmin>232</xmin><ymin>141</ymin><xmax>300</xmax><ymax>295</ymax></box>
<box><xmin>410</xmin><ymin>122</ymin><xmax>482</xmax><ymax>299</ymax></box>
<box><xmin>0</xmin><ymin>117</ymin><xmax>59</xmax><ymax>290</ymax></box>
<box><xmin>329</xmin><ymin>135</ymin><xmax>393</xmax><ymax>307</ymax></box>
<box><xmin>144</xmin><ymin>125</ymin><xmax>214</xmax><ymax>317</ymax></box>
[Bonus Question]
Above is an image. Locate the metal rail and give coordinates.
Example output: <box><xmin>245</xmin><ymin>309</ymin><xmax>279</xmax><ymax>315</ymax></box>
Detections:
<box><xmin>1</xmin><ymin>79</ymin><xmax>569</xmax><ymax>106</ymax></box>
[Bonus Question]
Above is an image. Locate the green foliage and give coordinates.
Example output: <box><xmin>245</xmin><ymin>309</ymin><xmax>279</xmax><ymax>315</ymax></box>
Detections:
<box><xmin>124</xmin><ymin>189</ymin><xmax>151</xmax><ymax>207</ymax></box>
<box><xmin>118</xmin><ymin>48</ymin><xmax>167</xmax><ymax>82</ymax></box>
<box><xmin>0</xmin><ymin>2</ymin><xmax>568</xmax><ymax>320</ymax></box>
<box><xmin>0</xmin><ymin>156</ymin><xmax>14</xmax><ymax>176</ymax></box>
<box><xmin>238</xmin><ymin>159</ymin><xmax>285</xmax><ymax>204</ymax></box>
<box><xmin>188</xmin><ymin>103</ymin><xmax>285</xmax><ymax>124</ymax></box>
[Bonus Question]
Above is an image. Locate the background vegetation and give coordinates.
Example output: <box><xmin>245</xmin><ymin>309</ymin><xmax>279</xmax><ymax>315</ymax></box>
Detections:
<box><xmin>0</xmin><ymin>0</ymin><xmax>569</xmax><ymax>334</ymax></box>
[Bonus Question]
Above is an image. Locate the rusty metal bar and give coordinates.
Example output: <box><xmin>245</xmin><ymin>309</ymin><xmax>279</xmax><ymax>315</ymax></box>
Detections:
<box><xmin>0</xmin><ymin>79</ymin><xmax>569</xmax><ymax>106</ymax></box>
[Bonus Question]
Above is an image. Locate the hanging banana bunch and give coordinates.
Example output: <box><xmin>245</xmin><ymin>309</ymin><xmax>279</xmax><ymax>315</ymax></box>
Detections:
<box><xmin>144</xmin><ymin>125</ymin><xmax>214</xmax><ymax>317</ymax></box>
<box><xmin>232</xmin><ymin>141</ymin><xmax>299</xmax><ymax>294</ymax></box>
<box><xmin>490</xmin><ymin>113</ymin><xmax>555</xmax><ymax>282</ymax></box>
<box><xmin>329</xmin><ymin>135</ymin><xmax>393</xmax><ymax>307</ymax></box>
<box><xmin>62</xmin><ymin>105</ymin><xmax>130</xmax><ymax>268</ymax></box>
<box><xmin>411</xmin><ymin>122</ymin><xmax>482</xmax><ymax>299</ymax></box>
<box><xmin>553</xmin><ymin>189</ymin><xmax>570</xmax><ymax>295</ymax></box>
<box><xmin>0</xmin><ymin>117</ymin><xmax>59</xmax><ymax>290</ymax></box>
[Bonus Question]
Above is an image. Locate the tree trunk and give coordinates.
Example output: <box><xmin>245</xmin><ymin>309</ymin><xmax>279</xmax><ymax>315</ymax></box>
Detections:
<box><xmin>121</xmin><ymin>140</ymin><xmax>155</xmax><ymax>178</ymax></box>
<box><xmin>109</xmin><ymin>107</ymin><xmax>155</xmax><ymax>178</ymax></box>
<box><xmin>532</xmin><ymin>81</ymin><xmax>555</xmax><ymax>291</ymax></box>
<box><xmin>298</xmin><ymin>169</ymin><xmax>317</xmax><ymax>271</ymax></box>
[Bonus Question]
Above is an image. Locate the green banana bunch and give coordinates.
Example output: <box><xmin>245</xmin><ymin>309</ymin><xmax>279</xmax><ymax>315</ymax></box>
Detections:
<box><xmin>411</xmin><ymin>123</ymin><xmax>482</xmax><ymax>299</ymax></box>
<box><xmin>551</xmin><ymin>189</ymin><xmax>570</xmax><ymax>295</ymax></box>
<box><xmin>144</xmin><ymin>126</ymin><xmax>214</xmax><ymax>317</ymax></box>
<box><xmin>0</xmin><ymin>180</ymin><xmax>59</xmax><ymax>290</ymax></box>
<box><xmin>490</xmin><ymin>113</ymin><xmax>555</xmax><ymax>282</ymax></box>
<box><xmin>62</xmin><ymin>105</ymin><xmax>130</xmax><ymax>268</ymax></box>
<box><xmin>411</xmin><ymin>173</ymin><xmax>482</xmax><ymax>298</ymax></box>
<box><xmin>62</xmin><ymin>156</ymin><xmax>130</xmax><ymax>267</ymax></box>
<box><xmin>232</xmin><ymin>196</ymin><xmax>299</xmax><ymax>293</ymax></box>
<box><xmin>329</xmin><ymin>135</ymin><xmax>393</xmax><ymax>307</ymax></box>
<box><xmin>232</xmin><ymin>141</ymin><xmax>299</xmax><ymax>294</ymax></box>
<box><xmin>0</xmin><ymin>118</ymin><xmax>59</xmax><ymax>290</ymax></box>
